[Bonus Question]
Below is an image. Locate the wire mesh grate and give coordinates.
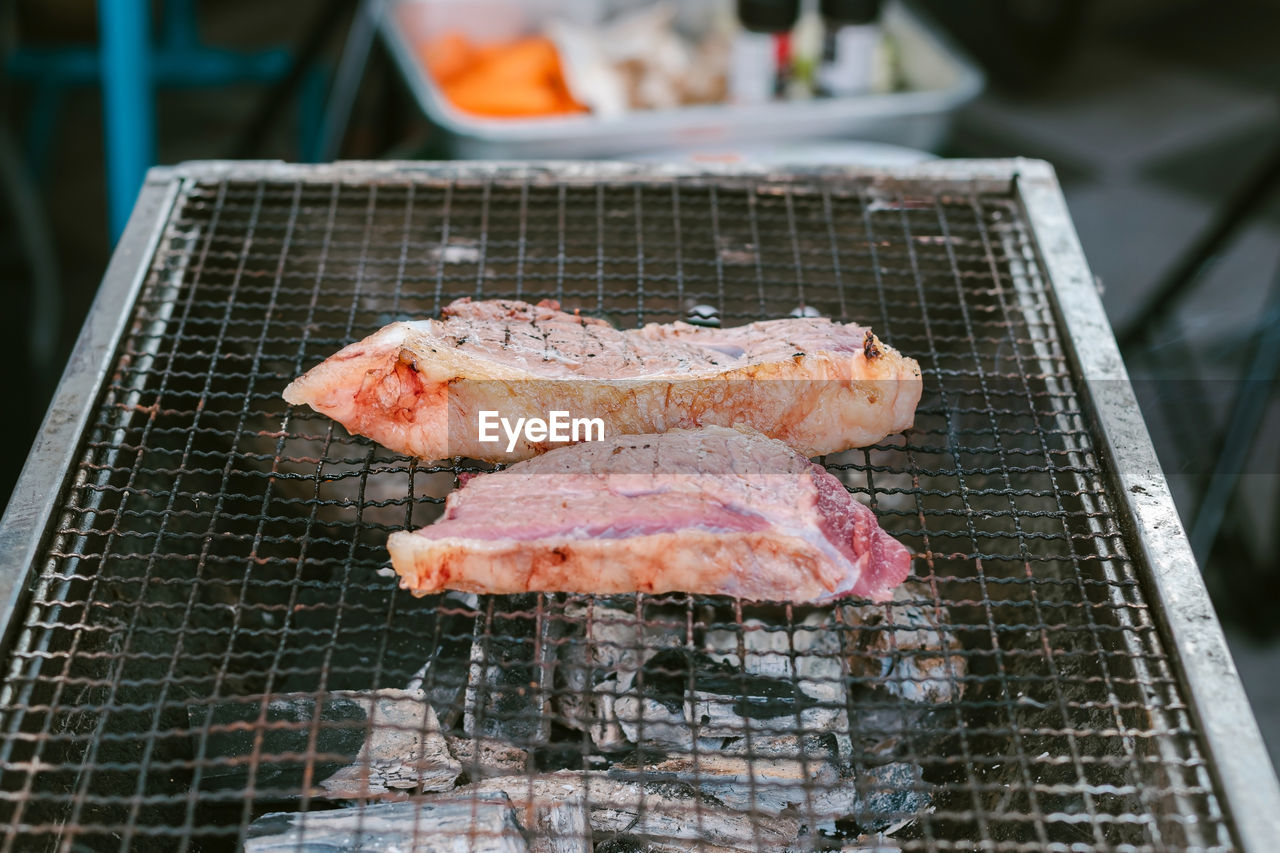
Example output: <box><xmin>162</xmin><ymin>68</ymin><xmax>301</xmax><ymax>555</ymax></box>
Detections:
<box><xmin>0</xmin><ymin>170</ymin><xmax>1232</xmax><ymax>851</ymax></box>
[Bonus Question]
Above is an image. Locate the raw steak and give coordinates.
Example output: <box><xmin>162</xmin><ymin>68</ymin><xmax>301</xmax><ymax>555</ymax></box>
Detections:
<box><xmin>387</xmin><ymin>426</ymin><xmax>912</xmax><ymax>602</ymax></box>
<box><xmin>283</xmin><ymin>298</ymin><xmax>921</xmax><ymax>461</ymax></box>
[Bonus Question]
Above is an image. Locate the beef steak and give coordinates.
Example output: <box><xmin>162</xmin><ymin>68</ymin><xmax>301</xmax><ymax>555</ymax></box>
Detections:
<box><xmin>387</xmin><ymin>426</ymin><xmax>912</xmax><ymax>602</ymax></box>
<box><xmin>283</xmin><ymin>299</ymin><xmax>921</xmax><ymax>461</ymax></box>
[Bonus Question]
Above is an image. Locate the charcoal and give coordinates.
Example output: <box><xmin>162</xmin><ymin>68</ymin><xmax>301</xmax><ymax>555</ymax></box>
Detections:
<box><xmin>556</xmin><ymin>603</ymin><xmax>681</xmax><ymax>750</ymax></box>
<box><xmin>244</xmin><ymin>793</ymin><xmax>527</xmax><ymax>852</ymax></box>
<box><xmin>829</xmin><ymin>455</ymin><xmax>916</xmax><ymax>517</ymax></box>
<box><xmin>321</xmin><ymin>690</ymin><xmax>461</xmax><ymax>798</ymax></box>
<box><xmin>530</xmin><ymin>792</ymin><xmax>591</xmax><ymax>853</ymax></box>
<box><xmin>704</xmin><ymin>611</ymin><xmax>846</xmax><ymax>708</ymax></box>
<box><xmin>841</xmin><ymin>584</ymin><xmax>967</xmax><ymax>705</ymax></box>
<box><xmin>409</xmin><ymin>591</ymin><xmax>481</xmax><ymax>728</ymax></box>
<box><xmin>626</xmin><ymin>736</ymin><xmax>931</xmax><ymax>836</ymax></box>
<box><xmin>685</xmin><ymin>303</ymin><xmax>721</xmax><ymax>327</ymax></box>
<box><xmin>835</xmin><ymin>762</ymin><xmax>932</xmax><ymax>836</ymax></box>
<box><xmin>718</xmin><ymin>734</ymin><xmax>854</xmax><ymax>818</ymax></box>
<box><xmin>595</xmin><ymin>838</ymin><xmax>742</xmax><ymax>853</ymax></box>
<box><xmin>605</xmin><ymin>690</ymin><xmax>725</xmax><ymax>752</ymax></box>
<box><xmin>627</xmin><ymin>752</ymin><xmax>846</xmax><ymax>819</ymax></box>
<box><xmin>721</xmin><ymin>732</ymin><xmax>841</xmax><ymax>761</ymax></box>
<box><xmin>612</xmin><ymin>674</ymin><xmax>717</xmax><ymax>750</ymax></box>
<box><xmin>560</xmin><ymin>602</ymin><xmax>956</xmax><ymax>756</ymax></box>
<box><xmin>448</xmin><ymin>735</ymin><xmax>532</xmax><ymax>778</ymax></box>
<box><xmin>453</xmin><ymin>771</ymin><xmax>802</xmax><ymax>852</ymax></box>
<box><xmin>532</xmin><ymin>730</ymin><xmax>613</xmax><ymax>772</ymax></box>
<box><xmin>427</xmin><ymin>238</ymin><xmax>482</xmax><ymax>265</ymax></box>
<box><xmin>645</xmin><ymin>649</ymin><xmax>820</xmax><ymax>718</ymax></box>
<box><xmin>465</xmin><ymin>595</ymin><xmax>558</xmax><ymax>745</ymax></box>
<box><xmin>189</xmin><ymin>694</ymin><xmax>367</xmax><ymax>796</ymax></box>
<box><xmin>628</xmin><ymin>753</ymin><xmax>928</xmax><ymax>833</ymax></box>
<box><xmin>615</xmin><ymin>647</ymin><xmax>836</xmax><ymax>748</ymax></box>
<box><xmin>837</xmin><ymin>694</ymin><xmax>952</xmax><ymax>762</ymax></box>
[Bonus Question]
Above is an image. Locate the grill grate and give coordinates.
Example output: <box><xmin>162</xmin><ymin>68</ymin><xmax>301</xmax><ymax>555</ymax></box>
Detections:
<box><xmin>0</xmin><ymin>167</ymin><xmax>1237</xmax><ymax>851</ymax></box>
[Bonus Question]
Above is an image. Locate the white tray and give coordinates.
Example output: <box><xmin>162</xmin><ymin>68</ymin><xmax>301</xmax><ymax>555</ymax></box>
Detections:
<box><xmin>379</xmin><ymin>0</ymin><xmax>985</xmax><ymax>159</ymax></box>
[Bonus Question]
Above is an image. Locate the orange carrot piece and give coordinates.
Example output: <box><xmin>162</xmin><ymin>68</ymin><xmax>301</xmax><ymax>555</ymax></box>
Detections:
<box><xmin>444</xmin><ymin>77</ymin><xmax>566</xmax><ymax>116</ymax></box>
<box><xmin>421</xmin><ymin>31</ymin><xmax>476</xmax><ymax>86</ymax></box>
<box><xmin>427</xmin><ymin>33</ymin><xmax>588</xmax><ymax>117</ymax></box>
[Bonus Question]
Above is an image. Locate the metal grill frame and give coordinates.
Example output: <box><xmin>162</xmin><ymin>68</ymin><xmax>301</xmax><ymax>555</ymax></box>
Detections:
<box><xmin>0</xmin><ymin>158</ymin><xmax>1277</xmax><ymax>850</ymax></box>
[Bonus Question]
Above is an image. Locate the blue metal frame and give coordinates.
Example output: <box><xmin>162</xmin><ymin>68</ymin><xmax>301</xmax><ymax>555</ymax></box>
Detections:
<box><xmin>7</xmin><ymin>0</ymin><xmax>293</xmax><ymax>242</ymax></box>
<box><xmin>7</xmin><ymin>44</ymin><xmax>292</xmax><ymax>87</ymax></box>
<box><xmin>98</xmin><ymin>0</ymin><xmax>155</xmax><ymax>242</ymax></box>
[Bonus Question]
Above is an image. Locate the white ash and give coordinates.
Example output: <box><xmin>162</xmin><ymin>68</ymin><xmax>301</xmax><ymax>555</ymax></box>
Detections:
<box><xmin>246</xmin><ymin>793</ymin><xmax>526</xmax><ymax>852</ymax></box>
<box><xmin>557</xmin><ymin>603</ymin><xmax>683</xmax><ymax>750</ymax></box>
<box><xmin>841</xmin><ymin>583</ymin><xmax>967</xmax><ymax>705</ymax></box>
<box><xmin>453</xmin><ymin>771</ymin><xmax>802</xmax><ymax>853</ymax></box>
<box><xmin>703</xmin><ymin>610</ymin><xmax>846</xmax><ymax>707</ymax></box>
<box><xmin>447</xmin><ymin>736</ymin><xmax>531</xmax><ymax>779</ymax></box>
<box><xmin>320</xmin><ymin>689</ymin><xmax>461</xmax><ymax>799</ymax></box>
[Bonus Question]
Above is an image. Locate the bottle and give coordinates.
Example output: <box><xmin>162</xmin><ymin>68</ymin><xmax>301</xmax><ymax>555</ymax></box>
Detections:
<box><xmin>730</xmin><ymin>0</ymin><xmax>800</xmax><ymax>103</ymax></box>
<box><xmin>816</xmin><ymin>0</ymin><xmax>881</xmax><ymax>97</ymax></box>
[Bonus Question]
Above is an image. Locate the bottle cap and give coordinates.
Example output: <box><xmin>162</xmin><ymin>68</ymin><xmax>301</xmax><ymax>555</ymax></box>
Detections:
<box><xmin>819</xmin><ymin>0</ymin><xmax>880</xmax><ymax>25</ymax></box>
<box><xmin>737</xmin><ymin>0</ymin><xmax>801</xmax><ymax>34</ymax></box>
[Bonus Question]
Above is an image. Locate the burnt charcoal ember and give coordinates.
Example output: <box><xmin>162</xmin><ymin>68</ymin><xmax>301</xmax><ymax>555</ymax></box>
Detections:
<box><xmin>840</xmin><ymin>584</ymin><xmax>967</xmax><ymax>705</ymax></box>
<box><xmin>685</xmin><ymin>303</ymin><xmax>721</xmax><ymax>327</ymax></box>
<box><xmin>530</xmin><ymin>792</ymin><xmax>591</xmax><ymax>853</ymax></box>
<box><xmin>321</xmin><ymin>690</ymin><xmax>461</xmax><ymax>798</ymax></box>
<box><xmin>189</xmin><ymin>694</ymin><xmax>367</xmax><ymax>796</ymax></box>
<box><xmin>834</xmin><ymin>762</ymin><xmax>932</xmax><ymax>837</ymax></box>
<box><xmin>704</xmin><ymin>610</ymin><xmax>846</xmax><ymax>710</ymax></box>
<box><xmin>630</xmin><ymin>745</ymin><xmax>929</xmax><ymax>835</ymax></box>
<box><xmin>448</xmin><ymin>735</ymin><xmax>532</xmax><ymax>779</ymax></box>
<box><xmin>595</xmin><ymin>839</ymin><xmax>744</xmax><ymax>853</ymax></box>
<box><xmin>629</xmin><ymin>751</ymin><xmax>847</xmax><ymax>820</ymax></box>
<box><xmin>836</xmin><ymin>695</ymin><xmax>952</xmax><ymax>763</ymax></box>
<box><xmin>465</xmin><ymin>594</ymin><xmax>558</xmax><ymax>745</ymax></box>
<box><xmin>455</xmin><ymin>771</ymin><xmax>802</xmax><ymax>852</ymax></box>
<box><xmin>777</xmin><ymin>586</ymin><xmax>966</xmax><ymax>766</ymax></box>
<box><xmin>532</xmin><ymin>727</ymin><xmax>614</xmax><ymax>772</ymax></box>
<box><xmin>556</xmin><ymin>602</ymin><xmax>682</xmax><ymax>750</ymax></box>
<box><xmin>615</xmin><ymin>646</ymin><xmax>836</xmax><ymax>748</ymax></box>
<box><xmin>645</xmin><ymin>649</ymin><xmax>820</xmax><ymax>718</ymax></box>
<box><xmin>721</xmin><ymin>732</ymin><xmax>839</xmax><ymax>758</ymax></box>
<box><xmin>717</xmin><ymin>735</ymin><xmax>933</xmax><ymax>835</ymax></box>
<box><xmin>591</xmin><ymin>835</ymin><xmax>742</xmax><ymax>850</ymax></box>
<box><xmin>244</xmin><ymin>793</ymin><xmax>528</xmax><ymax>852</ymax></box>
<box><xmin>717</xmin><ymin>733</ymin><xmax>849</xmax><ymax>818</ymax></box>
<box><xmin>409</xmin><ymin>591</ymin><xmax>483</xmax><ymax>729</ymax></box>
<box><xmin>530</xmin><ymin>594</ymin><xmax>950</xmax><ymax>844</ymax></box>
<box><xmin>588</xmin><ymin>781</ymin><xmax>800</xmax><ymax>851</ymax></box>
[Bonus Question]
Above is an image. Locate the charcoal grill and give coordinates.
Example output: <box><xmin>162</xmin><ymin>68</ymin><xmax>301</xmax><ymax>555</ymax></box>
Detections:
<box><xmin>1</xmin><ymin>160</ymin><xmax>1277</xmax><ymax>852</ymax></box>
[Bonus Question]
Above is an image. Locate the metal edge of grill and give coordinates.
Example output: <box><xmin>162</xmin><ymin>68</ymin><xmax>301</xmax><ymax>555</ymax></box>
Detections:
<box><xmin>1012</xmin><ymin>162</ymin><xmax>1280</xmax><ymax>848</ymax></box>
<box><xmin>0</xmin><ymin>158</ymin><xmax>1276</xmax><ymax>850</ymax></box>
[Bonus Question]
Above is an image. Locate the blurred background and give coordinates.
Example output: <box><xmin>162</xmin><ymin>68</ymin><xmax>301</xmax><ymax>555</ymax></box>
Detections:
<box><xmin>1</xmin><ymin>0</ymin><xmax>1277</xmax><ymax>763</ymax></box>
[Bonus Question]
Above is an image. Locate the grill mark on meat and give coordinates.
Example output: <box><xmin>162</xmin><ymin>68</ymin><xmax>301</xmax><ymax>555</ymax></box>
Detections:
<box><xmin>284</xmin><ymin>298</ymin><xmax>923</xmax><ymax>461</ymax></box>
<box><xmin>863</xmin><ymin>330</ymin><xmax>882</xmax><ymax>360</ymax></box>
<box><xmin>579</xmin><ymin>319</ymin><xmax>608</xmax><ymax>368</ymax></box>
<box><xmin>538</xmin><ymin>318</ymin><xmax>553</xmax><ymax>363</ymax></box>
